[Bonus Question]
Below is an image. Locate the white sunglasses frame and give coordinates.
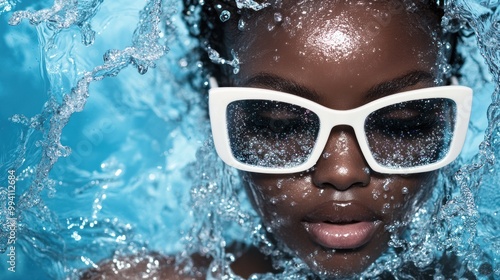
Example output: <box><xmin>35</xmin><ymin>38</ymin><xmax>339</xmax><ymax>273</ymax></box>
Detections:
<box><xmin>209</xmin><ymin>82</ymin><xmax>473</xmax><ymax>174</ymax></box>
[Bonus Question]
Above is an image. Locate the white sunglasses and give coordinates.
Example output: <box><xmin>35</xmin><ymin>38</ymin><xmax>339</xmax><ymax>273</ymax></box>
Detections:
<box><xmin>209</xmin><ymin>80</ymin><xmax>472</xmax><ymax>174</ymax></box>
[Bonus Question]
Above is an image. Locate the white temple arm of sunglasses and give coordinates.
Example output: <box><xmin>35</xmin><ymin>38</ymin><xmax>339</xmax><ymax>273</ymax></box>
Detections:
<box><xmin>209</xmin><ymin>77</ymin><xmax>219</xmax><ymax>89</ymax></box>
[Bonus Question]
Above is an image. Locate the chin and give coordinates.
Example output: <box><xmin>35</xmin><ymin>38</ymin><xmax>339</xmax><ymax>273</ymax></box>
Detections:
<box><xmin>302</xmin><ymin>251</ymin><xmax>378</xmax><ymax>279</ymax></box>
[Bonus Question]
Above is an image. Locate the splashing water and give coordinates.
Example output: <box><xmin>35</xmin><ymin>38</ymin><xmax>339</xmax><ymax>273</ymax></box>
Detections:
<box><xmin>0</xmin><ymin>1</ymin><xmax>499</xmax><ymax>279</ymax></box>
<box><xmin>1</xmin><ymin>0</ymin><xmax>202</xmax><ymax>278</ymax></box>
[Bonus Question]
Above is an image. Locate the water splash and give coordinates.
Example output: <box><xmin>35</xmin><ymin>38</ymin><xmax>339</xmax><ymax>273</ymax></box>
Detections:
<box><xmin>5</xmin><ymin>0</ymin><xmax>166</xmax><ymax>214</ymax></box>
<box><xmin>9</xmin><ymin>0</ymin><xmax>104</xmax><ymax>46</ymax></box>
<box><xmin>206</xmin><ymin>46</ymin><xmax>240</xmax><ymax>74</ymax></box>
<box><xmin>0</xmin><ymin>0</ymin><xmax>186</xmax><ymax>278</ymax></box>
<box><xmin>1</xmin><ymin>0</ymin><xmax>499</xmax><ymax>279</ymax></box>
<box><xmin>234</xmin><ymin>0</ymin><xmax>270</xmax><ymax>11</ymax></box>
<box><xmin>0</xmin><ymin>0</ymin><xmax>17</xmax><ymax>14</ymax></box>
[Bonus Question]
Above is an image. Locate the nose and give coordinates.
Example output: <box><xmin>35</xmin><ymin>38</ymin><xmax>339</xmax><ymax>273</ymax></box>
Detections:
<box><xmin>311</xmin><ymin>126</ymin><xmax>371</xmax><ymax>191</ymax></box>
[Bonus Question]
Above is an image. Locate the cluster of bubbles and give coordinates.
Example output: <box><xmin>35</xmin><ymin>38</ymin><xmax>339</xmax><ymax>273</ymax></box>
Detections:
<box><xmin>0</xmin><ymin>0</ymin><xmax>499</xmax><ymax>279</ymax></box>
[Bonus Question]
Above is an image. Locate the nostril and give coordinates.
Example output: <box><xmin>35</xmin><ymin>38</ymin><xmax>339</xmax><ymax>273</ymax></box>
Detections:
<box><xmin>351</xmin><ymin>181</ymin><xmax>369</xmax><ymax>189</ymax></box>
<box><xmin>316</xmin><ymin>180</ymin><xmax>369</xmax><ymax>191</ymax></box>
<box><xmin>312</xmin><ymin>164</ymin><xmax>371</xmax><ymax>191</ymax></box>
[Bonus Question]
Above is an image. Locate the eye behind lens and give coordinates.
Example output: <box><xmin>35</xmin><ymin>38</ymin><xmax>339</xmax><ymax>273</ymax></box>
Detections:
<box><xmin>226</xmin><ymin>99</ymin><xmax>320</xmax><ymax>168</ymax></box>
<box><xmin>364</xmin><ymin>98</ymin><xmax>457</xmax><ymax>168</ymax></box>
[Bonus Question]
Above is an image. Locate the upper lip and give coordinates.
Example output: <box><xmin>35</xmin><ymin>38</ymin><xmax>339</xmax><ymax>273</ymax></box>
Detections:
<box><xmin>303</xmin><ymin>201</ymin><xmax>381</xmax><ymax>224</ymax></box>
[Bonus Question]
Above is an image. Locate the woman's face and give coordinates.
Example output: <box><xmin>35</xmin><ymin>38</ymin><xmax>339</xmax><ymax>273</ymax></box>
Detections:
<box><xmin>225</xmin><ymin>1</ymin><xmax>441</xmax><ymax>277</ymax></box>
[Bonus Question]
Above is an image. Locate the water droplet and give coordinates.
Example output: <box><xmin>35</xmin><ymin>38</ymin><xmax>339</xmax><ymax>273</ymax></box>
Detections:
<box><xmin>71</xmin><ymin>231</ymin><xmax>82</xmax><ymax>241</ymax></box>
<box><xmin>270</xmin><ymin>197</ymin><xmax>279</xmax><ymax>204</ymax></box>
<box><xmin>219</xmin><ymin>10</ymin><xmax>230</xmax><ymax>22</ymax></box>
<box><xmin>267</xmin><ymin>22</ymin><xmax>275</xmax><ymax>31</ymax></box>
<box><xmin>382</xmin><ymin>180</ymin><xmax>390</xmax><ymax>191</ymax></box>
<box><xmin>382</xmin><ymin>203</ymin><xmax>391</xmax><ymax>213</ymax></box>
<box><xmin>274</xmin><ymin>12</ymin><xmax>282</xmax><ymax>23</ymax></box>
<box><xmin>401</xmin><ymin>187</ymin><xmax>409</xmax><ymax>195</ymax></box>
<box><xmin>179</xmin><ymin>58</ymin><xmax>188</xmax><ymax>67</ymax></box>
<box><xmin>238</xmin><ymin>19</ymin><xmax>246</xmax><ymax>30</ymax></box>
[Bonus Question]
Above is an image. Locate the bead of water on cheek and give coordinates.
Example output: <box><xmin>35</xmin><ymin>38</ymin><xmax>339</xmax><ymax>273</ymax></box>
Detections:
<box><xmin>273</xmin><ymin>217</ymin><xmax>288</xmax><ymax>229</ymax></box>
<box><xmin>269</xmin><ymin>197</ymin><xmax>279</xmax><ymax>205</ymax></box>
<box><xmin>267</xmin><ymin>22</ymin><xmax>275</xmax><ymax>31</ymax></box>
<box><xmin>382</xmin><ymin>203</ymin><xmax>391</xmax><ymax>214</ymax></box>
<box><xmin>322</xmin><ymin>152</ymin><xmax>331</xmax><ymax>159</ymax></box>
<box><xmin>382</xmin><ymin>180</ymin><xmax>391</xmax><ymax>191</ymax></box>
<box><xmin>276</xmin><ymin>179</ymin><xmax>284</xmax><ymax>189</ymax></box>
<box><xmin>302</xmin><ymin>189</ymin><xmax>312</xmax><ymax>198</ymax></box>
<box><xmin>401</xmin><ymin>187</ymin><xmax>409</xmax><ymax>195</ymax></box>
<box><xmin>372</xmin><ymin>189</ymin><xmax>380</xmax><ymax>200</ymax></box>
<box><xmin>274</xmin><ymin>12</ymin><xmax>283</xmax><ymax>23</ymax></box>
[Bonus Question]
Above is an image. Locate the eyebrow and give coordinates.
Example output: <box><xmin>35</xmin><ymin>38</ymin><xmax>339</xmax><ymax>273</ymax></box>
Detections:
<box><xmin>365</xmin><ymin>70</ymin><xmax>435</xmax><ymax>101</ymax></box>
<box><xmin>241</xmin><ymin>73</ymin><xmax>322</xmax><ymax>102</ymax></box>
<box><xmin>241</xmin><ymin>70</ymin><xmax>435</xmax><ymax>102</ymax></box>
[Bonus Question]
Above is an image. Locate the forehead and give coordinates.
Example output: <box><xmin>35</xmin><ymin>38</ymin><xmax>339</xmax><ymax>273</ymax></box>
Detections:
<box><xmin>221</xmin><ymin>1</ymin><xmax>441</xmax><ymax>108</ymax></box>
<box><xmin>230</xmin><ymin>1</ymin><xmax>438</xmax><ymax>61</ymax></box>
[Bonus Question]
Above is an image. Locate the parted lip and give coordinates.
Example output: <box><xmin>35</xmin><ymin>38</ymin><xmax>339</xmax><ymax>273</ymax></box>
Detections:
<box><xmin>303</xmin><ymin>200</ymin><xmax>381</xmax><ymax>224</ymax></box>
<box><xmin>302</xmin><ymin>201</ymin><xmax>382</xmax><ymax>249</ymax></box>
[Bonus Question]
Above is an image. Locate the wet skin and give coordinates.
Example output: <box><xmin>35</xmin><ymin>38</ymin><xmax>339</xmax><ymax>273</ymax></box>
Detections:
<box><xmin>224</xmin><ymin>2</ymin><xmax>441</xmax><ymax>277</ymax></box>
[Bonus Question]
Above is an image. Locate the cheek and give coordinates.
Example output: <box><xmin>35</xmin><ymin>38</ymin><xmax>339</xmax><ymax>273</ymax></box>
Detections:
<box><xmin>242</xmin><ymin>174</ymin><xmax>313</xmax><ymax>226</ymax></box>
<box><xmin>375</xmin><ymin>172</ymin><xmax>437</xmax><ymax>223</ymax></box>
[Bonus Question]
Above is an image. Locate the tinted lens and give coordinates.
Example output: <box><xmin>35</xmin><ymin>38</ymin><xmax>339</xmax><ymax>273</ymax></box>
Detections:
<box><xmin>227</xmin><ymin>100</ymin><xmax>320</xmax><ymax>168</ymax></box>
<box><xmin>364</xmin><ymin>98</ymin><xmax>456</xmax><ymax>168</ymax></box>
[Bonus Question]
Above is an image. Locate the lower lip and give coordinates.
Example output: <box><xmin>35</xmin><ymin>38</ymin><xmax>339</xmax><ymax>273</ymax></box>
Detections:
<box><xmin>304</xmin><ymin>221</ymin><xmax>379</xmax><ymax>250</ymax></box>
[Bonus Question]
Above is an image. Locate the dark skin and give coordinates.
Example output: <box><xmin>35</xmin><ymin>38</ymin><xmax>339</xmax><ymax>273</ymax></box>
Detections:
<box><xmin>82</xmin><ymin>1</ymin><xmax>444</xmax><ymax>279</ymax></box>
<box><xmin>230</xmin><ymin>1</ymin><xmax>441</xmax><ymax>277</ymax></box>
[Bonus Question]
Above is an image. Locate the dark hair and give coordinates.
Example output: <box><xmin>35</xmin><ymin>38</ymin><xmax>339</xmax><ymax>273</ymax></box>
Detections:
<box><xmin>182</xmin><ymin>0</ymin><xmax>241</xmax><ymax>85</ymax></box>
